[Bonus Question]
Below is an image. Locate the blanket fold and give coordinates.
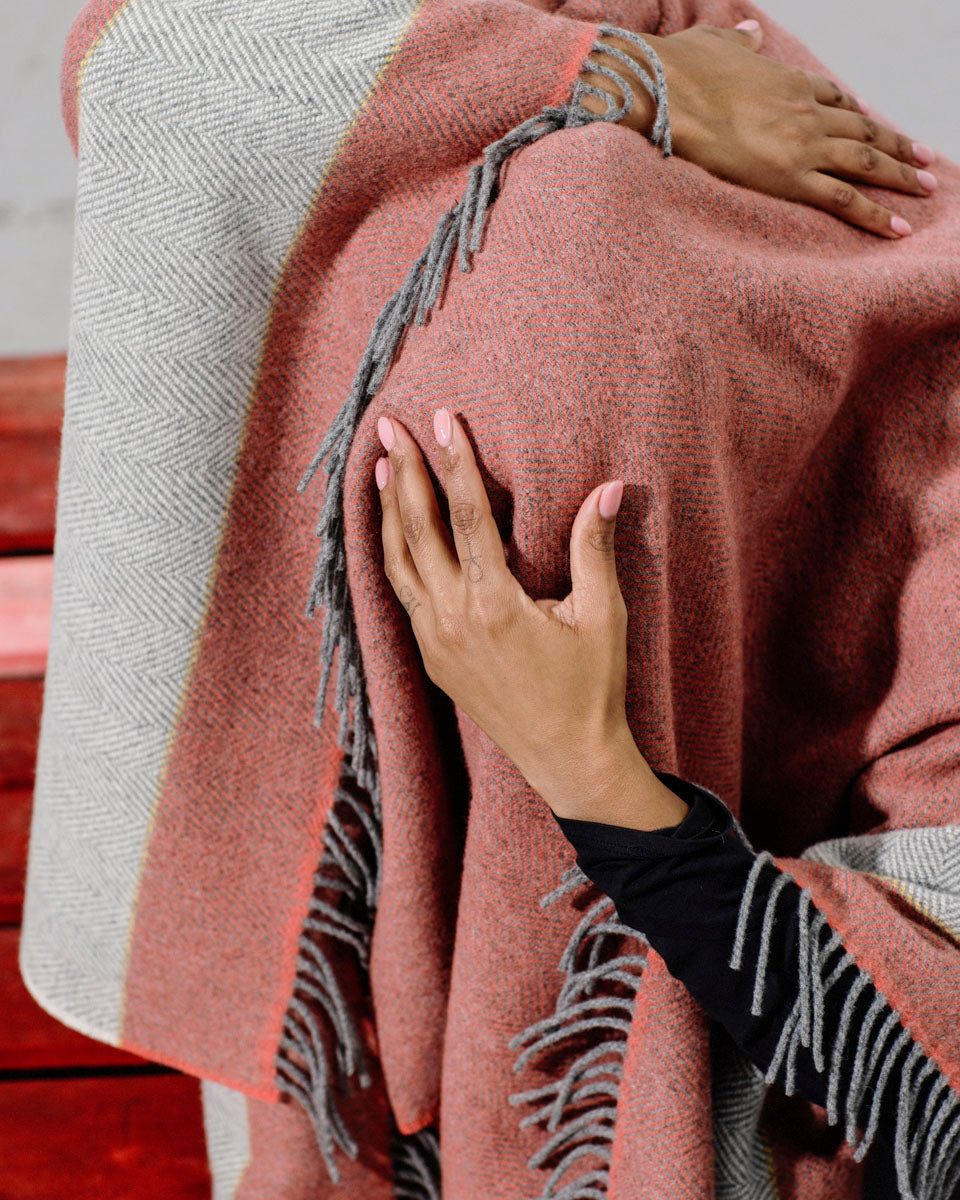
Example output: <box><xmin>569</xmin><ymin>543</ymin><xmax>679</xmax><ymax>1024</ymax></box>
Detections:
<box><xmin>20</xmin><ymin>0</ymin><xmax>960</xmax><ymax>1195</ymax></box>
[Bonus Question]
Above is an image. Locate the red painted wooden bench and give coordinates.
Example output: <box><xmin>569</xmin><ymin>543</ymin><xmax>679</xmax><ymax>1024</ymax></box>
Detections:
<box><xmin>0</xmin><ymin>357</ymin><xmax>212</xmax><ymax>1197</ymax></box>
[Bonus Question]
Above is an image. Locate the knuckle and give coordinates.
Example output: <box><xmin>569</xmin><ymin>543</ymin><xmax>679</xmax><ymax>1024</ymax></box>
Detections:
<box><xmin>433</xmin><ymin>611</ymin><xmax>465</xmax><ymax>647</ymax></box>
<box><xmin>860</xmin><ymin>116</ymin><xmax>879</xmax><ymax>144</ymax></box>
<box><xmin>871</xmin><ymin>204</ymin><xmax>890</xmax><ymax>228</ymax></box>
<box><xmin>859</xmin><ymin>144</ymin><xmax>879</xmax><ymax>172</ymax></box>
<box><xmin>787</xmin><ymin>66</ymin><xmax>813</xmax><ymax>95</ymax></box>
<box><xmin>449</xmin><ymin>499</ymin><xmax>483</xmax><ymax>536</ymax></box>
<box><xmin>468</xmin><ymin>589</ymin><xmax>509</xmax><ymax>633</ymax></box>
<box><xmin>587</xmin><ymin>520</ymin><xmax>616</xmax><ymax>557</ymax></box>
<box><xmin>896</xmin><ymin>134</ymin><xmax>911</xmax><ymax>160</ymax></box>
<box><xmin>793</xmin><ymin>98</ymin><xmax>820</xmax><ymax>125</ymax></box>
<box><xmin>789</xmin><ymin>102</ymin><xmax>821</xmax><ymax>143</ymax></box>
<box><xmin>444</xmin><ymin>444</ymin><xmax>464</xmax><ymax>475</ymax></box>
<box><xmin>401</xmin><ymin>509</ymin><xmax>427</xmax><ymax>546</ymax></box>
<box><xmin>832</xmin><ymin>183</ymin><xmax>856</xmax><ymax>210</ymax></box>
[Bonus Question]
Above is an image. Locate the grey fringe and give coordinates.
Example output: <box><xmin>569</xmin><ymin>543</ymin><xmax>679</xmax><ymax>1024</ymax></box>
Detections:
<box><xmin>730</xmin><ymin>851</ymin><xmax>960</xmax><ymax>1200</ymax></box>
<box><xmin>507</xmin><ymin>864</ymin><xmax>649</xmax><ymax>1198</ymax></box>
<box><xmin>391</xmin><ymin>1125</ymin><xmax>442</xmax><ymax>1199</ymax></box>
<box><xmin>274</xmin><ymin>751</ymin><xmax>381</xmax><ymax>1183</ymax></box>
<box><xmin>284</xmin><ymin>23</ymin><xmax>671</xmax><ymax>1186</ymax></box>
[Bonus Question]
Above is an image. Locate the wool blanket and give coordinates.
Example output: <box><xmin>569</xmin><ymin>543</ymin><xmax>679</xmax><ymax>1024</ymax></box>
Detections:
<box><xmin>19</xmin><ymin>0</ymin><xmax>960</xmax><ymax>1196</ymax></box>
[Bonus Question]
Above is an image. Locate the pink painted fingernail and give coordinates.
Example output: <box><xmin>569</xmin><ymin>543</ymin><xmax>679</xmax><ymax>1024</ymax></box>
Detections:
<box><xmin>913</xmin><ymin>142</ymin><xmax>936</xmax><ymax>166</ymax></box>
<box><xmin>890</xmin><ymin>216</ymin><xmax>913</xmax><ymax>237</ymax></box>
<box><xmin>734</xmin><ymin>18</ymin><xmax>760</xmax><ymax>30</ymax></box>
<box><xmin>916</xmin><ymin>170</ymin><xmax>938</xmax><ymax>192</ymax></box>
<box><xmin>855</xmin><ymin>96</ymin><xmax>870</xmax><ymax>115</ymax></box>
<box><xmin>433</xmin><ymin>408</ymin><xmax>453</xmax><ymax>447</ymax></box>
<box><xmin>375</xmin><ymin>457</ymin><xmax>389</xmax><ymax>491</ymax></box>
<box><xmin>598</xmin><ymin>480</ymin><xmax>624</xmax><ymax>520</ymax></box>
<box><xmin>377</xmin><ymin>416</ymin><xmax>395</xmax><ymax>451</ymax></box>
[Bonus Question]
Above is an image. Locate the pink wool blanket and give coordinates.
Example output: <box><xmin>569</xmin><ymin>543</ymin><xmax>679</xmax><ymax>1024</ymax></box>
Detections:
<box><xmin>19</xmin><ymin>0</ymin><xmax>960</xmax><ymax>1195</ymax></box>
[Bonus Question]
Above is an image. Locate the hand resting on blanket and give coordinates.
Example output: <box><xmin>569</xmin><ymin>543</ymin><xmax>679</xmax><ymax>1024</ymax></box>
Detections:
<box><xmin>373</xmin><ymin>407</ymin><xmax>690</xmax><ymax>831</ymax></box>
<box><xmin>579</xmin><ymin>19</ymin><xmax>938</xmax><ymax>239</ymax></box>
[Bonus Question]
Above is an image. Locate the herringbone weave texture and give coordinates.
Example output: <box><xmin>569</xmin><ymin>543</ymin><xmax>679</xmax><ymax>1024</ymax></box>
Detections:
<box><xmin>19</xmin><ymin>0</ymin><xmax>960</xmax><ymax>1196</ymax></box>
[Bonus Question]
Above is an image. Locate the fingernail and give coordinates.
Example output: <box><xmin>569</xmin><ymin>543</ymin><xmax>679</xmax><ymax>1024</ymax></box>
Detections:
<box><xmin>598</xmin><ymin>480</ymin><xmax>623</xmax><ymax>520</ymax></box>
<box><xmin>890</xmin><ymin>216</ymin><xmax>912</xmax><ymax>237</ymax></box>
<box><xmin>375</xmin><ymin>457</ymin><xmax>389</xmax><ymax>491</ymax></box>
<box><xmin>377</xmin><ymin>416</ymin><xmax>395</xmax><ymax>451</ymax></box>
<box><xmin>916</xmin><ymin>170</ymin><xmax>938</xmax><ymax>192</ymax></box>
<box><xmin>912</xmin><ymin>142</ymin><xmax>936</xmax><ymax>166</ymax></box>
<box><xmin>855</xmin><ymin>95</ymin><xmax>870</xmax><ymax>115</ymax></box>
<box><xmin>734</xmin><ymin>18</ymin><xmax>760</xmax><ymax>30</ymax></box>
<box><xmin>433</xmin><ymin>408</ymin><xmax>453</xmax><ymax>447</ymax></box>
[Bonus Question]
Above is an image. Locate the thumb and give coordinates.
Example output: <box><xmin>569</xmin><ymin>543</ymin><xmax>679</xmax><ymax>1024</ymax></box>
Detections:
<box><xmin>569</xmin><ymin>479</ymin><xmax>625</xmax><ymax>615</ymax></box>
<box><xmin>721</xmin><ymin>19</ymin><xmax>763</xmax><ymax>51</ymax></box>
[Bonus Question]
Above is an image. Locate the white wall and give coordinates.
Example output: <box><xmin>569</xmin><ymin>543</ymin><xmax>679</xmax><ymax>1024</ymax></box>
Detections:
<box><xmin>758</xmin><ymin>0</ymin><xmax>959</xmax><ymax>155</ymax></box>
<box><xmin>1</xmin><ymin>2</ymin><xmax>81</xmax><ymax>356</ymax></box>
<box><xmin>1</xmin><ymin>1</ymin><xmax>958</xmax><ymax>355</ymax></box>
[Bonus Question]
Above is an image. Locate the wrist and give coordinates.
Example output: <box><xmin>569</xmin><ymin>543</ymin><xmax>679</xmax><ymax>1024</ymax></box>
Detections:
<box><xmin>540</xmin><ymin>731</ymin><xmax>690</xmax><ymax>831</ymax></box>
<box><xmin>577</xmin><ymin>31</ymin><xmax>664</xmax><ymax>138</ymax></box>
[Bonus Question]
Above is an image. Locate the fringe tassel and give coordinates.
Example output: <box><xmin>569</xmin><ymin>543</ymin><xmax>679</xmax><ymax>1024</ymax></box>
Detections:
<box><xmin>508</xmin><ymin>864</ymin><xmax>648</xmax><ymax>1198</ymax></box>
<box><xmin>391</xmin><ymin>1125</ymin><xmax>442</xmax><ymax>1199</ymax></box>
<box><xmin>284</xmin><ymin>24</ymin><xmax>671</xmax><ymax>1184</ymax></box>
<box><xmin>730</xmin><ymin>855</ymin><xmax>960</xmax><ymax>1199</ymax></box>
<box><xmin>274</xmin><ymin>752</ymin><xmax>381</xmax><ymax>1183</ymax></box>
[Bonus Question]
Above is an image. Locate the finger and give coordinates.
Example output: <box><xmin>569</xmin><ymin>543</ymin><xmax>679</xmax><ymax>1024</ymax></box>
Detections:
<box><xmin>432</xmin><ymin>407</ymin><xmax>510</xmax><ymax>589</ymax></box>
<box><xmin>376</xmin><ymin>456</ymin><xmax>428</xmax><ymax>628</ymax></box>
<box><xmin>709</xmin><ymin>20</ymin><xmax>763</xmax><ymax>51</ymax></box>
<box><xmin>568</xmin><ymin>479</ymin><xmax>627</xmax><ymax>616</ymax></box>
<box><xmin>821</xmin><ymin>106</ymin><xmax>939</xmax><ymax>176</ymax></box>
<box><xmin>377</xmin><ymin>415</ymin><xmax>461</xmax><ymax>605</ymax></box>
<box><xmin>799</xmin><ymin>172</ymin><xmax>911</xmax><ymax>239</ymax></box>
<box><xmin>822</xmin><ymin>135</ymin><xmax>936</xmax><ymax>197</ymax></box>
<box><xmin>805</xmin><ymin>72</ymin><xmax>861</xmax><ymax>114</ymax></box>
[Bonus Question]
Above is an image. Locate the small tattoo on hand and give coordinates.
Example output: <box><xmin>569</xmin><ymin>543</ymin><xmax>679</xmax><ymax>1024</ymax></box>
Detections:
<box><xmin>398</xmin><ymin>585</ymin><xmax>421</xmax><ymax>617</ymax></box>
<box><xmin>462</xmin><ymin>532</ymin><xmax>483</xmax><ymax>583</ymax></box>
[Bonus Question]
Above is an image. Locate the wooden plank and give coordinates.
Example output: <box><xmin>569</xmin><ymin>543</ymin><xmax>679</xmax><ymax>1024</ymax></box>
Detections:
<box><xmin>0</xmin><ymin>356</ymin><xmax>65</xmax><ymax>554</ymax></box>
<box><xmin>0</xmin><ymin>928</ymin><xmax>148</xmax><ymax>1070</ymax></box>
<box><xmin>0</xmin><ymin>1073</ymin><xmax>211</xmax><ymax>1198</ymax></box>
<box><xmin>0</xmin><ymin>678</ymin><xmax>43</xmax><ymax>789</ymax></box>
<box><xmin>0</xmin><ymin>787</ymin><xmax>31</xmax><ymax>923</ymax></box>
<box><xmin>0</xmin><ymin>556</ymin><xmax>53</xmax><ymax>678</ymax></box>
<box><xmin>0</xmin><ymin>357</ymin><xmax>66</xmax><ymax>433</ymax></box>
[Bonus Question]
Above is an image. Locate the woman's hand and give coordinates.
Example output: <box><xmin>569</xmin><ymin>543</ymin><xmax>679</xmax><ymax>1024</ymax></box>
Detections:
<box><xmin>373</xmin><ymin>408</ymin><xmax>689</xmax><ymax>830</ymax></box>
<box><xmin>578</xmin><ymin>21</ymin><xmax>938</xmax><ymax>239</ymax></box>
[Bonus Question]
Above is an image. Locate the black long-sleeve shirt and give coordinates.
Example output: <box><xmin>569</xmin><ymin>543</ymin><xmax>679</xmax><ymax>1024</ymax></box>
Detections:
<box><xmin>552</xmin><ymin>770</ymin><xmax>955</xmax><ymax>1200</ymax></box>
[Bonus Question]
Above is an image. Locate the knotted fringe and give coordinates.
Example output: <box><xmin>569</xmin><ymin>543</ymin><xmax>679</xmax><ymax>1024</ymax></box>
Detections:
<box><xmin>507</xmin><ymin>864</ymin><xmax>649</xmax><ymax>1198</ymax></box>
<box><xmin>284</xmin><ymin>23</ymin><xmax>670</xmax><ymax>1186</ymax></box>
<box><xmin>730</xmin><ymin>851</ymin><xmax>960</xmax><ymax>1200</ymax></box>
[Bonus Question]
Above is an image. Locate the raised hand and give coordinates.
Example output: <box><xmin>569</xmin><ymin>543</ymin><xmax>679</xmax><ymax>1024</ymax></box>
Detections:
<box><xmin>373</xmin><ymin>408</ymin><xmax>689</xmax><ymax>829</ymax></box>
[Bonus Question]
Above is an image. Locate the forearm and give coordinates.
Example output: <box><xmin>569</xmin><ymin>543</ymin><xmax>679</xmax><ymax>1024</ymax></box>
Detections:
<box><xmin>553</xmin><ymin>773</ymin><xmax>958</xmax><ymax>1197</ymax></box>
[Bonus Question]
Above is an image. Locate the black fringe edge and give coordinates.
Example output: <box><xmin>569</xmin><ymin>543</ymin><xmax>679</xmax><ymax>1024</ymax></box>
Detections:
<box><xmin>281</xmin><ymin>24</ymin><xmax>672</xmax><ymax>1188</ymax></box>
<box><xmin>508</xmin><ymin>864</ymin><xmax>649</xmax><ymax>1197</ymax></box>
<box><xmin>731</xmin><ymin>851</ymin><xmax>960</xmax><ymax>1200</ymax></box>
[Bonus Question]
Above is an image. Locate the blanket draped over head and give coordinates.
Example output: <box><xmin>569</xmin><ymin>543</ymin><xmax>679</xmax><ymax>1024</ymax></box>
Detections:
<box><xmin>20</xmin><ymin>0</ymin><xmax>960</xmax><ymax>1195</ymax></box>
